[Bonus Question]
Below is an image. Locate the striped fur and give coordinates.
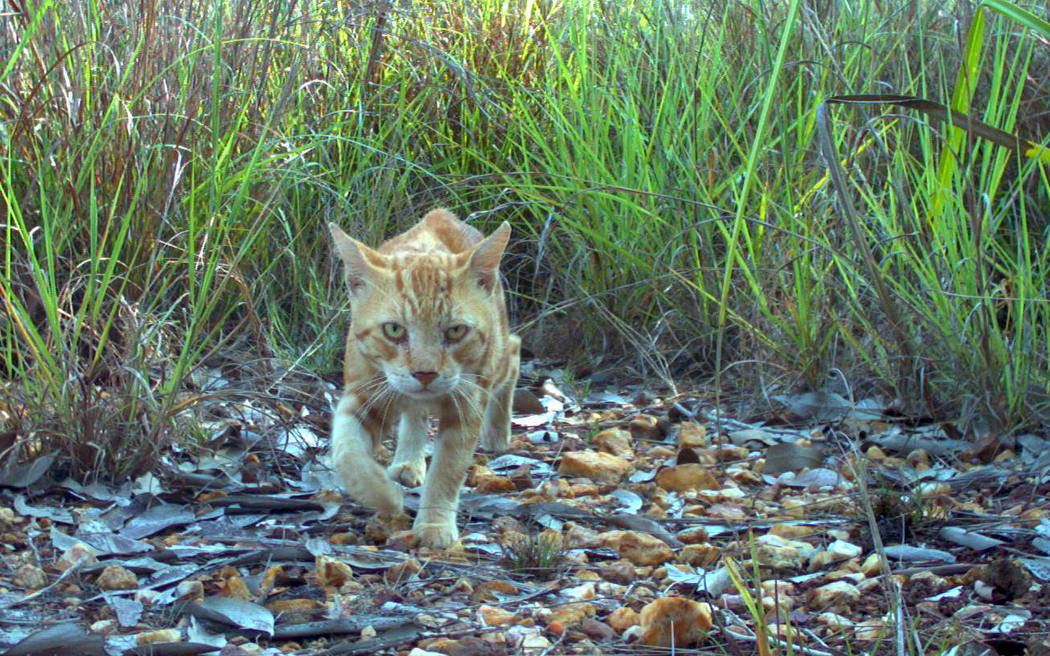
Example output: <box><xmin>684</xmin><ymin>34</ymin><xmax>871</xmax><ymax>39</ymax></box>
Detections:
<box><xmin>328</xmin><ymin>209</ymin><xmax>520</xmax><ymax>548</ymax></box>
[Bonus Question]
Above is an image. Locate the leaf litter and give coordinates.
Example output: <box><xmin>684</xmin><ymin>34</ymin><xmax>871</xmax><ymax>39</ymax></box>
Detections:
<box><xmin>1</xmin><ymin>365</ymin><xmax>1049</xmax><ymax>655</ymax></box>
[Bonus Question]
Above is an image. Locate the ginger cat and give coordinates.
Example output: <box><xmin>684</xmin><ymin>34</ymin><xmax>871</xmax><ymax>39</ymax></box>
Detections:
<box><xmin>328</xmin><ymin>208</ymin><xmax>520</xmax><ymax>548</ymax></box>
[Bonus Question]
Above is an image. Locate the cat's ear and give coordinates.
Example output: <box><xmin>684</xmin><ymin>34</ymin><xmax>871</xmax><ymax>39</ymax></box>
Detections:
<box><xmin>329</xmin><ymin>222</ymin><xmax>381</xmax><ymax>295</ymax></box>
<box><xmin>467</xmin><ymin>221</ymin><xmax>511</xmax><ymax>293</ymax></box>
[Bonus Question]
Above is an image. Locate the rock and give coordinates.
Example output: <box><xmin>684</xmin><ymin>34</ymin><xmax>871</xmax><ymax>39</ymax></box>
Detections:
<box><xmin>56</xmin><ymin>542</ymin><xmax>98</xmax><ymax>570</ymax></box>
<box><xmin>654</xmin><ymin>464</ymin><xmax>719</xmax><ymax>491</ymax></box>
<box><xmin>677</xmin><ymin>422</ymin><xmax>707</xmax><ymax>448</ymax></box>
<box><xmin>472</xmin><ymin>579</ymin><xmax>518</xmax><ymax>602</ymax></box>
<box><xmin>424</xmin><ymin>636</ymin><xmax>507</xmax><ymax>656</ymax></box>
<box><xmin>768</xmin><ymin>523</ymin><xmax>817</xmax><ymax>539</ymax></box>
<box><xmin>558</xmin><ymin>450</ymin><xmax>632</xmax><ymax>484</ymax></box>
<box><xmin>607</xmin><ymin>606</ymin><xmax>640</xmax><ymax>632</ymax></box>
<box><xmin>409</xmin><ymin>649</ymin><xmax>447</xmax><ymax>656</ymax></box>
<box><xmin>815</xmin><ymin>611</ymin><xmax>854</xmax><ymax>630</ymax></box>
<box><xmin>176</xmin><ymin>579</ymin><xmax>204</xmax><ymax>602</ymax></box>
<box><xmin>599</xmin><ymin>559</ymin><xmax>636</xmax><ymax>584</ymax></box>
<box><xmin>854</xmin><ymin>618</ymin><xmax>887</xmax><ymax>641</ymax></box>
<box><xmin>676</xmin><ymin>526</ymin><xmax>709</xmax><ymax>543</ymax></box>
<box><xmin>637</xmin><ymin>596</ymin><xmax>712</xmax><ymax>646</ymax></box>
<box><xmin>860</xmin><ymin>553</ymin><xmax>887</xmax><ymax>576</ymax></box>
<box><xmin>385</xmin><ymin>558</ymin><xmax>422</xmax><ymax>583</ymax></box>
<box><xmin>627</xmin><ymin>415</ymin><xmax>662</xmax><ymax>441</ymax></box>
<box><xmin>265</xmin><ymin>598</ymin><xmax>326</xmax><ymax>624</ymax></box>
<box><xmin>599</xmin><ymin>530</ymin><xmax>674</xmax><ymax>566</ymax></box>
<box><xmin>96</xmin><ymin>565</ymin><xmax>138</xmax><ymax>590</ymax></box>
<box><xmin>13</xmin><ymin>564</ymin><xmax>46</xmax><ymax>589</ymax></box>
<box><xmin>478</xmin><ymin>604</ymin><xmax>518</xmax><ymax>626</ymax></box>
<box><xmin>677</xmin><ymin>544</ymin><xmax>720</xmax><ymax>567</ymax></box>
<box><xmin>580</xmin><ymin>618</ymin><xmax>616</xmax><ymax>642</ymax></box>
<box><xmin>135</xmin><ymin>629</ymin><xmax>181</xmax><ymax>645</ymax></box>
<box><xmin>754</xmin><ymin>534</ymin><xmax>815</xmax><ymax>570</ymax></box>
<box><xmin>906</xmin><ymin>448</ymin><xmax>931</xmax><ymax>469</ymax></box>
<box><xmin>592</xmin><ymin>428</ymin><xmax>634</xmax><ymax>459</ymax></box>
<box><xmin>806</xmin><ymin>580</ymin><xmax>861</xmax><ymax>610</ymax></box>
<box><xmin>314</xmin><ymin>554</ymin><xmax>353</xmax><ymax>587</ymax></box>
<box><xmin>545</xmin><ymin>602</ymin><xmax>595</xmax><ymax>627</ymax></box>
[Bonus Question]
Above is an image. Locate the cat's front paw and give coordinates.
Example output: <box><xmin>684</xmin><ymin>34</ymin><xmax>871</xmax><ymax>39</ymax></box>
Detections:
<box><xmin>414</xmin><ymin>519</ymin><xmax>459</xmax><ymax>549</ymax></box>
<box><xmin>388</xmin><ymin>460</ymin><xmax>426</xmax><ymax>488</ymax></box>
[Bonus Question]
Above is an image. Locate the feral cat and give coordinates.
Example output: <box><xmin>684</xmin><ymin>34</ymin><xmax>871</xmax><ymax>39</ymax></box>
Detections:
<box><xmin>328</xmin><ymin>208</ymin><xmax>520</xmax><ymax>548</ymax></box>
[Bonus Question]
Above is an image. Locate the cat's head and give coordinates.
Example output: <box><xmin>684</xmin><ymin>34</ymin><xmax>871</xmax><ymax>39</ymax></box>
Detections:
<box><xmin>329</xmin><ymin>219</ymin><xmax>510</xmax><ymax>399</ymax></box>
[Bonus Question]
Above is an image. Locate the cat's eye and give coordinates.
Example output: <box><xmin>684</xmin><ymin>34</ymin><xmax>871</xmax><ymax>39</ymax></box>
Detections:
<box><xmin>444</xmin><ymin>324</ymin><xmax>469</xmax><ymax>342</ymax></box>
<box><xmin>382</xmin><ymin>322</ymin><xmax>407</xmax><ymax>341</ymax></box>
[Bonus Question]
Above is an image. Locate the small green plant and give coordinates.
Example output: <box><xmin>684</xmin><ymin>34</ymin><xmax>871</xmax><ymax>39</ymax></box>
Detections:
<box><xmin>498</xmin><ymin>529</ymin><xmax>567</xmax><ymax>577</ymax></box>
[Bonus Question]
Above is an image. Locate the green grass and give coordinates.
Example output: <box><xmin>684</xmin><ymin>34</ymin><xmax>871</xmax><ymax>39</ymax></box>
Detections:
<box><xmin>1</xmin><ymin>0</ymin><xmax>1049</xmax><ymax>480</ymax></box>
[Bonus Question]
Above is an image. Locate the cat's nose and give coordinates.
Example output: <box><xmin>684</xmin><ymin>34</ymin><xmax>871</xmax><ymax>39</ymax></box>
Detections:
<box><xmin>412</xmin><ymin>371</ymin><xmax>438</xmax><ymax>386</ymax></box>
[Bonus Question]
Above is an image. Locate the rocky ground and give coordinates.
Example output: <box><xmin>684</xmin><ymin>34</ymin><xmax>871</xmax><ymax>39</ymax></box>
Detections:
<box><xmin>1</xmin><ymin>362</ymin><xmax>1049</xmax><ymax>656</ymax></box>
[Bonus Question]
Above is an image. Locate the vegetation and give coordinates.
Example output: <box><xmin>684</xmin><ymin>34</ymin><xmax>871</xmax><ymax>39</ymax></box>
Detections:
<box><xmin>2</xmin><ymin>0</ymin><xmax>1048</xmax><ymax>480</ymax></box>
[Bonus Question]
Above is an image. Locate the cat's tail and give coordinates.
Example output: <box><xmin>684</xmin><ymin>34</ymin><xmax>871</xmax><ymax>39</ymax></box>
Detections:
<box><xmin>330</xmin><ymin>395</ymin><xmax>404</xmax><ymax>514</ymax></box>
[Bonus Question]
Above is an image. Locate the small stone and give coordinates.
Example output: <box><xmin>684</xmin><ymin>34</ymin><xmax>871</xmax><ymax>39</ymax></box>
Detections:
<box><xmin>580</xmin><ymin>618</ymin><xmax>616</xmax><ymax>642</ymax></box>
<box><xmin>599</xmin><ymin>559</ymin><xmax>636</xmax><ymax>584</ymax></box>
<box><xmin>592</xmin><ymin>428</ymin><xmax>634</xmax><ymax>458</ymax></box>
<box><xmin>677</xmin><ymin>422</ymin><xmax>707</xmax><ymax>448</ymax></box>
<box><xmin>768</xmin><ymin>523</ymin><xmax>817</xmax><ymax>539</ymax></box>
<box><xmin>478</xmin><ymin>604</ymin><xmax>518</xmax><ymax>626</ymax></box>
<box><xmin>860</xmin><ymin>553</ymin><xmax>887</xmax><ymax>576</ymax></box>
<box><xmin>386</xmin><ymin>529</ymin><xmax>419</xmax><ymax>551</ymax></box>
<box><xmin>135</xmin><ymin>629</ymin><xmax>181</xmax><ymax>645</ymax></box>
<box><xmin>607</xmin><ymin>606</ymin><xmax>640</xmax><ymax>632</ymax></box>
<box><xmin>472</xmin><ymin>579</ymin><xmax>519</xmax><ymax>602</ymax></box>
<box><xmin>627</xmin><ymin>415</ymin><xmax>661</xmax><ymax>441</ymax></box>
<box><xmin>906</xmin><ymin>448</ymin><xmax>931</xmax><ymax>469</ymax></box>
<box><xmin>558</xmin><ymin>450</ymin><xmax>632</xmax><ymax>484</ymax></box>
<box><xmin>385</xmin><ymin>558</ymin><xmax>421</xmax><ymax>583</ymax></box>
<box><xmin>176</xmin><ymin>579</ymin><xmax>204</xmax><ymax>602</ymax></box>
<box><xmin>265</xmin><ymin>599</ymin><xmax>326</xmax><ymax>624</ymax></box>
<box><xmin>865</xmin><ymin>446</ymin><xmax>887</xmax><ymax>461</ymax></box>
<box><xmin>96</xmin><ymin>565</ymin><xmax>138</xmax><ymax>590</ymax></box>
<box><xmin>56</xmin><ymin>542</ymin><xmax>98</xmax><ymax>570</ymax></box>
<box><xmin>816</xmin><ymin>612</ymin><xmax>854</xmax><ymax>630</ymax></box>
<box><xmin>13</xmin><ymin>564</ymin><xmax>47</xmax><ymax>589</ymax></box>
<box><xmin>545</xmin><ymin>602</ymin><xmax>595</xmax><ymax>627</ymax></box>
<box><xmin>89</xmin><ymin>619</ymin><xmax>117</xmax><ymax>635</ymax></box>
<box><xmin>314</xmin><ymin>554</ymin><xmax>353</xmax><ymax>587</ymax></box>
<box><xmin>654</xmin><ymin>464</ymin><xmax>719</xmax><ymax>491</ymax></box>
<box><xmin>638</xmin><ymin>596</ymin><xmax>712</xmax><ymax>647</ymax></box>
<box><xmin>599</xmin><ymin>530</ymin><xmax>673</xmax><ymax>566</ymax></box>
<box><xmin>754</xmin><ymin>534</ymin><xmax>815</xmax><ymax>570</ymax></box>
<box><xmin>854</xmin><ymin>618</ymin><xmax>887</xmax><ymax>641</ymax></box>
<box><xmin>677</xmin><ymin>544</ymin><xmax>720</xmax><ymax>567</ymax></box>
<box><xmin>806</xmin><ymin>580</ymin><xmax>861</xmax><ymax>610</ymax></box>
<box><xmin>676</xmin><ymin>526</ymin><xmax>709</xmax><ymax>543</ymax></box>
<box><xmin>360</xmin><ymin>625</ymin><xmax>377</xmax><ymax>639</ymax></box>
<box><xmin>409</xmin><ymin>649</ymin><xmax>447</xmax><ymax>656</ymax></box>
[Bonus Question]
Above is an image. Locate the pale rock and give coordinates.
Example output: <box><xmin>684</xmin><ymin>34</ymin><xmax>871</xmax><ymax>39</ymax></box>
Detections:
<box><xmin>906</xmin><ymin>448</ymin><xmax>931</xmax><ymax>469</ymax></box>
<box><xmin>697</xmin><ymin>485</ymin><xmax>747</xmax><ymax>500</ymax></box>
<box><xmin>558</xmin><ymin>450</ymin><xmax>633</xmax><ymax>484</ymax></box>
<box><xmin>628</xmin><ymin>415</ymin><xmax>662</xmax><ymax>441</ymax></box>
<box><xmin>315</xmin><ymin>554</ymin><xmax>353</xmax><ymax>587</ymax></box>
<box><xmin>89</xmin><ymin>619</ymin><xmax>117</xmax><ymax>635</ymax></box>
<box><xmin>654</xmin><ymin>464</ymin><xmax>719</xmax><ymax>492</ymax></box>
<box><xmin>599</xmin><ymin>559</ymin><xmax>636</xmax><ymax>584</ymax></box>
<box><xmin>545</xmin><ymin>602</ymin><xmax>595</xmax><ymax>627</ymax></box>
<box><xmin>475</xmin><ymin>474</ymin><xmax>516</xmax><ymax>494</ymax></box>
<box><xmin>592</xmin><ymin>428</ymin><xmax>634</xmax><ymax>458</ymax></box>
<box><xmin>13</xmin><ymin>564</ymin><xmax>47</xmax><ymax>589</ymax></box>
<box><xmin>56</xmin><ymin>542</ymin><xmax>98</xmax><ymax>570</ymax></box>
<box><xmin>521</xmin><ymin>634</ymin><xmax>551</xmax><ymax>650</ymax></box>
<box><xmin>777</xmin><ymin>525</ymin><xmax>817</xmax><ymax>546</ymax></box>
<box><xmin>917</xmin><ymin>481</ymin><xmax>951</xmax><ymax>496</ymax></box>
<box><xmin>408</xmin><ymin>649</ymin><xmax>447</xmax><ymax>656</ymax></box>
<box><xmin>176</xmin><ymin>579</ymin><xmax>204</xmax><ymax>602</ymax></box>
<box><xmin>909</xmin><ymin>570</ymin><xmax>949</xmax><ymax>593</ymax></box>
<box><xmin>754</xmin><ymin>534</ymin><xmax>814</xmax><ymax>570</ymax></box>
<box><xmin>700</xmin><ymin>503</ymin><xmax>747</xmax><ymax>520</ymax></box>
<box><xmin>135</xmin><ymin>629</ymin><xmax>181</xmax><ymax>645</ymax></box>
<box><xmin>860</xmin><ymin>553</ymin><xmax>887</xmax><ymax>576</ymax></box>
<box><xmin>637</xmin><ymin>596</ymin><xmax>712</xmax><ymax>647</ymax></box>
<box><xmin>677</xmin><ymin>543</ymin><xmax>719</xmax><ymax>567</ymax></box>
<box><xmin>96</xmin><ymin>565</ymin><xmax>138</xmax><ymax>590</ymax></box>
<box><xmin>729</xmin><ymin>468</ymin><xmax>763</xmax><ymax>484</ymax></box>
<box><xmin>865</xmin><ymin>446</ymin><xmax>887</xmax><ymax>461</ymax></box>
<box><xmin>360</xmin><ymin>625</ymin><xmax>377</xmax><ymax>639</ymax></box>
<box><xmin>761</xmin><ymin>580</ymin><xmax>796</xmax><ymax>597</ymax></box>
<box><xmin>0</xmin><ymin>507</ymin><xmax>15</xmax><ymax>525</ymax></box>
<box><xmin>806</xmin><ymin>580</ymin><xmax>862</xmax><ymax>609</ymax></box>
<box><xmin>478</xmin><ymin>604</ymin><xmax>518</xmax><ymax>626</ymax></box>
<box><xmin>676</xmin><ymin>526</ymin><xmax>709</xmax><ymax>543</ymax></box>
<box><xmin>385</xmin><ymin>558</ymin><xmax>422</xmax><ymax>583</ymax></box>
<box><xmin>854</xmin><ymin>618</ymin><xmax>888</xmax><ymax>641</ymax></box>
<box><xmin>598</xmin><ymin>530</ymin><xmax>674</xmax><ymax>565</ymax></box>
<box><xmin>563</xmin><ymin>522</ymin><xmax>601</xmax><ymax>548</ymax></box>
<box><xmin>607</xmin><ymin>606</ymin><xmax>640</xmax><ymax>632</ymax></box>
<box><xmin>677</xmin><ymin>422</ymin><xmax>707</xmax><ymax>448</ymax></box>
<box><xmin>714</xmin><ymin>445</ymin><xmax>749</xmax><ymax>461</ymax></box>
<box><xmin>816</xmin><ymin>611</ymin><xmax>854</xmax><ymax>630</ymax></box>
<box><xmin>562</xmin><ymin>581</ymin><xmax>596</xmax><ymax>600</ymax></box>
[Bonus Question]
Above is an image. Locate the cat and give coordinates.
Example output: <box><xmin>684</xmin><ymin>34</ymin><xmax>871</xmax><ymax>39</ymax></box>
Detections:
<box><xmin>327</xmin><ymin>208</ymin><xmax>520</xmax><ymax>548</ymax></box>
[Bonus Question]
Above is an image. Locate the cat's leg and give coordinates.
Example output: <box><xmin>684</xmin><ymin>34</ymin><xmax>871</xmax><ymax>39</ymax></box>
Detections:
<box><xmin>388</xmin><ymin>410</ymin><xmax>427</xmax><ymax>487</ymax></box>
<box><xmin>481</xmin><ymin>334</ymin><xmax>520</xmax><ymax>451</ymax></box>
<box><xmin>330</xmin><ymin>394</ymin><xmax>403</xmax><ymax>515</ymax></box>
<box><xmin>414</xmin><ymin>397</ymin><xmax>483</xmax><ymax>548</ymax></box>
